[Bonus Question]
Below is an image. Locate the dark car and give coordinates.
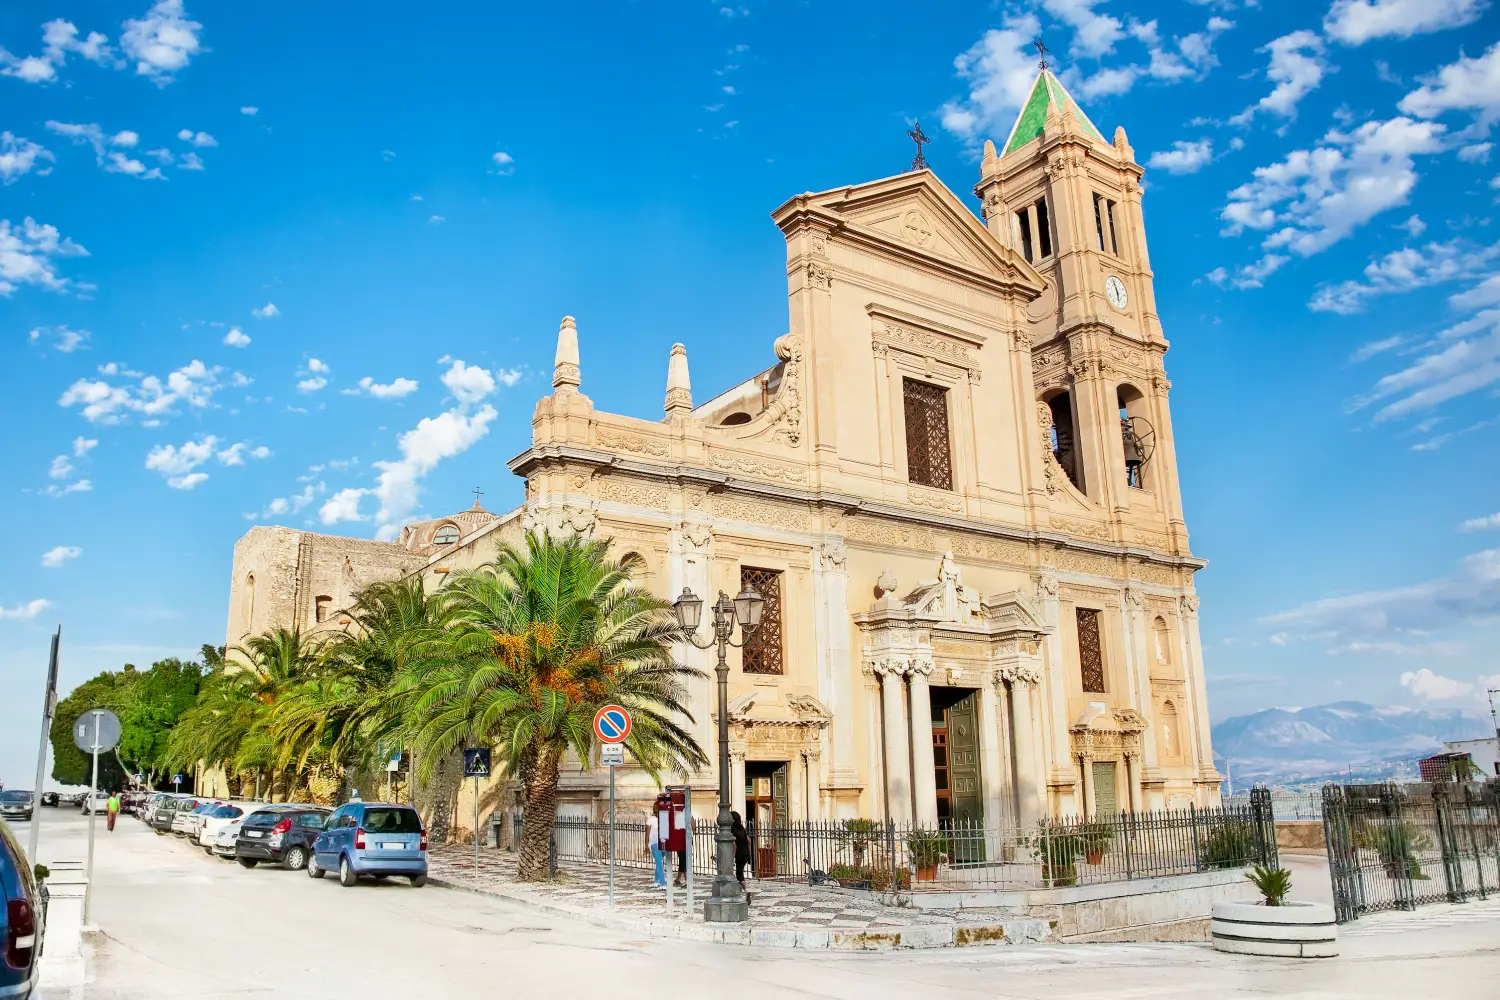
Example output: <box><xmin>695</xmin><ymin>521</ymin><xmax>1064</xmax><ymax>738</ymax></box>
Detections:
<box><xmin>235</xmin><ymin>807</ymin><xmax>329</xmax><ymax>871</ymax></box>
<box><xmin>148</xmin><ymin>796</ymin><xmax>198</xmax><ymax>834</ymax></box>
<box><xmin>309</xmin><ymin>803</ymin><xmax>427</xmax><ymax>887</ymax></box>
<box><xmin>0</xmin><ymin>792</ymin><xmax>33</xmax><ymax>824</ymax></box>
<box><xmin>0</xmin><ymin>816</ymin><xmax>45</xmax><ymax>999</ymax></box>
<box><xmin>37</xmin><ymin>794</ymin><xmax>57</xmax><ymax>809</ymax></box>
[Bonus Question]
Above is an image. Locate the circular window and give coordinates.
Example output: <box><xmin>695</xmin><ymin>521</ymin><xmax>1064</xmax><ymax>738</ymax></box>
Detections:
<box><xmin>433</xmin><ymin>524</ymin><xmax>460</xmax><ymax>546</ymax></box>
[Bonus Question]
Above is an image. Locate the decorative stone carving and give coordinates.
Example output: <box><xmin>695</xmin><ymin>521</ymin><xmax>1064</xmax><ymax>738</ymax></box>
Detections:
<box><xmin>874</xmin><ymin>321</ymin><xmax>974</xmax><ymax>367</ymax></box>
<box><xmin>596</xmin><ymin>427</ymin><xmax>669</xmax><ymax>459</ymax></box>
<box><xmin>1049</xmin><ymin>515</ymin><xmax>1112</xmax><ymax>541</ymax></box>
<box><xmin>1124</xmin><ymin>587</ymin><xmax>1144</xmax><ymax>609</ymax></box>
<box><xmin>875</xmin><ymin>569</ymin><xmax>898</xmax><ymax>598</ymax></box>
<box><xmin>1037</xmin><ymin>403</ymin><xmax>1066</xmax><ymax>497</ymax></box>
<box><xmin>843</xmin><ymin>517</ymin><xmax>935</xmax><ymax>551</ymax></box>
<box><xmin>944</xmin><ymin>535</ymin><xmax>1033</xmax><ymax>566</ymax></box>
<box><xmin>1134</xmin><ymin>528</ymin><xmax>1171</xmax><ymax>550</ymax></box>
<box><xmin>810</xmin><ymin>234</ymin><xmax>829</xmax><ymax>257</ymax></box>
<box><xmin>1130</xmin><ymin>561</ymin><xmax>1177</xmax><ymax>586</ymax></box>
<box><xmin>681</xmin><ymin>522</ymin><xmax>713</xmax><ymax>551</ymax></box>
<box><xmin>765</xmin><ymin>334</ymin><xmax>804</xmax><ymax>446</ymax></box>
<box><xmin>709</xmin><ymin>451</ymin><xmax>808</xmax><ymax>484</ymax></box>
<box><xmin>819</xmin><ymin>538</ymin><xmax>847</xmax><ymax>570</ymax></box>
<box><xmin>1180</xmin><ymin>594</ymin><xmax>1200</xmax><ymax>616</ymax></box>
<box><xmin>908</xmin><ymin>485</ymin><xmax>964</xmax><ymax>513</ymax></box>
<box><xmin>806</xmin><ymin>263</ymin><xmax>833</xmax><ymax>290</ymax></box>
<box><xmin>1055</xmin><ymin>549</ymin><xmax>1119</xmax><ymax>577</ymax></box>
<box><xmin>597</xmin><ymin>477</ymin><xmax>670</xmax><ymax>510</ymax></box>
<box><xmin>1037</xmin><ymin>572</ymin><xmax>1059</xmax><ymax>598</ymax></box>
<box><xmin>712</xmin><ymin>495</ymin><xmax>810</xmax><ymax>531</ymax></box>
<box><xmin>996</xmin><ymin>661</ymin><xmax>1043</xmax><ymax>685</ymax></box>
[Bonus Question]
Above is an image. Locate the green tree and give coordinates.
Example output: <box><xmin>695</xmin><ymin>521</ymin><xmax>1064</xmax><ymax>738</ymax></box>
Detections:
<box><xmin>413</xmin><ymin>532</ymin><xmax>706</xmax><ymax>881</ymax></box>
<box><xmin>114</xmin><ymin>657</ymin><xmax>203</xmax><ymax>785</ymax></box>
<box><xmin>50</xmin><ymin>671</ymin><xmax>131</xmax><ymax>789</ymax></box>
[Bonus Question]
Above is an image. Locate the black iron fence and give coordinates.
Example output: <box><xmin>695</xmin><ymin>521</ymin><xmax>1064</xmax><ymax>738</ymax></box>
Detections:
<box><xmin>536</xmin><ymin>787</ymin><xmax>1276</xmax><ymax>894</ymax></box>
<box><xmin>1323</xmin><ymin>781</ymin><xmax>1500</xmax><ymax>923</ymax></box>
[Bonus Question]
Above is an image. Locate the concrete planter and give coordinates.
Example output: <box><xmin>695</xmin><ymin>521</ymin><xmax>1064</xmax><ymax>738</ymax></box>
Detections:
<box><xmin>1210</xmin><ymin>900</ymin><xmax>1337</xmax><ymax>958</ymax></box>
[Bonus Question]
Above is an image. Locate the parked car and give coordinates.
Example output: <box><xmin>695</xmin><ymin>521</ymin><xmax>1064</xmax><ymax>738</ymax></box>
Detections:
<box><xmin>235</xmin><ymin>807</ymin><xmax>328</xmax><ymax>871</ymax></box>
<box><xmin>197</xmin><ymin>803</ymin><xmax>261</xmax><ymax>852</ymax></box>
<box><xmin>38</xmin><ymin>793</ymin><xmax>58</xmax><ymax>809</ymax></box>
<box><xmin>0</xmin><ymin>816</ymin><xmax>45</xmax><ymax>999</ymax></box>
<box><xmin>309</xmin><ymin>803</ymin><xmax>426</xmax><ymax>887</ymax></box>
<box><xmin>172</xmin><ymin>801</ymin><xmax>219</xmax><ymax>837</ymax></box>
<box><xmin>0</xmin><ymin>792</ymin><xmax>33</xmax><ymax>824</ymax></box>
<box><xmin>148</xmin><ymin>796</ymin><xmax>195</xmax><ymax>834</ymax></box>
<box><xmin>80</xmin><ymin>792</ymin><xmax>110</xmax><ymax>816</ymax></box>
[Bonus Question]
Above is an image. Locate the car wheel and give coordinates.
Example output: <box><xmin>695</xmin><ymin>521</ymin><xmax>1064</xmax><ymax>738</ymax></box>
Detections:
<box><xmin>410</xmin><ymin>875</ymin><xmax>427</xmax><ymax>888</ymax></box>
<box><xmin>154</xmin><ymin>828</ymin><xmax>165</xmax><ymax>836</ymax></box>
<box><xmin>307</xmin><ymin>856</ymin><xmax>324</xmax><ymax>879</ymax></box>
<box><xmin>283</xmin><ymin>846</ymin><xmax>308</xmax><ymax>871</ymax></box>
<box><xmin>339</xmin><ymin>856</ymin><xmax>358</xmax><ymax>888</ymax></box>
<box><xmin>237</xmin><ymin>857</ymin><xmax>258</xmax><ymax>869</ymax></box>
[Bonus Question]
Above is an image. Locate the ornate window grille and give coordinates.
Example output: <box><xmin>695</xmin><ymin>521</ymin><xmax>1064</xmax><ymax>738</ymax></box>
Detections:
<box><xmin>903</xmin><ymin>378</ymin><xmax>952</xmax><ymax>490</ymax></box>
<box><xmin>1076</xmin><ymin>608</ymin><xmax>1106</xmax><ymax>693</ymax></box>
<box><xmin>741</xmin><ymin>566</ymin><xmax>783</xmax><ymax>675</ymax></box>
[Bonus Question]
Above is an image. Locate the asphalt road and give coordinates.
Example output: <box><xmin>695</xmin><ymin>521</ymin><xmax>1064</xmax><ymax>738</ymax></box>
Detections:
<box><xmin>10</xmin><ymin>809</ymin><xmax>1499</xmax><ymax>999</ymax></box>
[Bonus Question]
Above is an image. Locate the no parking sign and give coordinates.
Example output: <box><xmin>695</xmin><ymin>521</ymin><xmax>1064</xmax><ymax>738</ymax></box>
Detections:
<box><xmin>593</xmin><ymin>705</ymin><xmax>632</xmax><ymax>743</ymax></box>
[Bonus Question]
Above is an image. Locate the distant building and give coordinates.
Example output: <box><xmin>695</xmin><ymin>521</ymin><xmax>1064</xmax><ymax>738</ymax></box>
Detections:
<box><xmin>1442</xmin><ymin>737</ymin><xmax>1500</xmax><ymax>778</ymax></box>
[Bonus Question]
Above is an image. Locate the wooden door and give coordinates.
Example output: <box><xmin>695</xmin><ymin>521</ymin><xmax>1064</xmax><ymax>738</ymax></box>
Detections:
<box><xmin>947</xmin><ymin>692</ymin><xmax>985</xmax><ymax>862</ymax></box>
<box><xmin>1091</xmin><ymin>761</ymin><xmax>1118</xmax><ymax>817</ymax></box>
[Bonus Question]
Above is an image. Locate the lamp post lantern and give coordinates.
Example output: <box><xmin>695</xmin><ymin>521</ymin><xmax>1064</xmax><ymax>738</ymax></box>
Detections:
<box><xmin>674</xmin><ymin>584</ymin><xmax>762</xmax><ymax>923</ymax></box>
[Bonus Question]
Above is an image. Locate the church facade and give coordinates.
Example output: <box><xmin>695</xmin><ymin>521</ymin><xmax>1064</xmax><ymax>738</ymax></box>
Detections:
<box><xmin>226</xmin><ymin>71</ymin><xmax>1220</xmax><ymax>829</ymax></box>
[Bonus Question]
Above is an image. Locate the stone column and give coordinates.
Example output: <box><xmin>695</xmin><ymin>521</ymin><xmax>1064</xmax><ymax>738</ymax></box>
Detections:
<box><xmin>1080</xmin><ymin>755</ymin><xmax>1095</xmax><ymax>817</ymax></box>
<box><xmin>1125</xmin><ymin>753</ymin><xmax>1144</xmax><ymax>813</ymax></box>
<box><xmin>1007</xmin><ymin>677</ymin><xmax>1042</xmax><ymax>827</ymax></box>
<box><xmin>814</xmin><ymin>540</ymin><xmax>857</xmax><ymax>792</ymax></box>
<box><xmin>908</xmin><ymin>660</ymin><xmax>938</xmax><ymax>827</ymax></box>
<box><xmin>802</xmin><ymin>749</ymin><xmax>822</xmax><ymax>821</ymax></box>
<box><xmin>876</xmin><ymin>661</ymin><xmax>913</xmax><ymax>822</ymax></box>
<box><xmin>730</xmin><ymin>750</ymin><xmax>746</xmax><ymax>822</ymax></box>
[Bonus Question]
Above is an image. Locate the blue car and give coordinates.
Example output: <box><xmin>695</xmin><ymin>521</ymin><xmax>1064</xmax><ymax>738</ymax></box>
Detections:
<box><xmin>308</xmin><ymin>803</ymin><xmax>427</xmax><ymax>888</ymax></box>
<box><xmin>0</xmin><ymin>818</ymin><xmax>44</xmax><ymax>999</ymax></box>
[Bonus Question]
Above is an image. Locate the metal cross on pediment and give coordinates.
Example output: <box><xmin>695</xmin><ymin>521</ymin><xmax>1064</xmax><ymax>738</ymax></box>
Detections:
<box><xmin>906</xmin><ymin>121</ymin><xmax>930</xmax><ymax>172</ymax></box>
<box><xmin>472</xmin><ymin>486</ymin><xmax>484</xmax><ymax>503</ymax></box>
<box><xmin>1033</xmin><ymin>37</ymin><xmax>1050</xmax><ymax>71</ymax></box>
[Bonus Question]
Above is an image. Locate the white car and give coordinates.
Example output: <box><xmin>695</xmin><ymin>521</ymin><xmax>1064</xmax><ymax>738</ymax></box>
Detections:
<box><xmin>197</xmin><ymin>802</ymin><xmax>261</xmax><ymax>852</ymax></box>
<box><xmin>172</xmin><ymin>800</ymin><xmax>220</xmax><ymax>836</ymax></box>
<box><xmin>80</xmin><ymin>791</ymin><xmax>110</xmax><ymax>815</ymax></box>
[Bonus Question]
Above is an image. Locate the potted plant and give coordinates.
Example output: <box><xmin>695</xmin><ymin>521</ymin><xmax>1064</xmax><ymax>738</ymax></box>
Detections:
<box><xmin>907</xmin><ymin>828</ymin><xmax>949</xmax><ymax>881</ymax></box>
<box><xmin>1034</xmin><ymin>824</ymin><xmax>1082</xmax><ymax>887</ymax></box>
<box><xmin>841</xmin><ymin>818</ymin><xmax>878</xmax><ymax>869</ymax></box>
<box><xmin>1078</xmin><ymin>820</ymin><xmax>1114</xmax><ymax>865</ymax></box>
<box><xmin>1211</xmin><ymin>866</ymin><xmax>1338</xmax><ymax>958</ymax></box>
<box><xmin>1369</xmin><ymin>822</ymin><xmax>1431</xmax><ymax>881</ymax></box>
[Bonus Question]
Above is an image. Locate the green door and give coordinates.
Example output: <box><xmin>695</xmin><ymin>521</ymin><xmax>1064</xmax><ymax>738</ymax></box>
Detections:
<box><xmin>771</xmin><ymin>764</ymin><xmax>789</xmax><ymax>876</ymax></box>
<box><xmin>947</xmin><ymin>691</ymin><xmax>985</xmax><ymax>863</ymax></box>
<box><xmin>1091</xmin><ymin>761</ymin><xmax>1118</xmax><ymax>817</ymax></box>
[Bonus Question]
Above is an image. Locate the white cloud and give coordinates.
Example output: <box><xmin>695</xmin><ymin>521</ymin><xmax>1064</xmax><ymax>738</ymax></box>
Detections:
<box><xmin>41</xmin><ymin>546</ymin><xmax>81</xmax><ymax>567</ymax></box>
<box><xmin>250</xmin><ymin>445</ymin><xmax>271</xmax><ymax>459</ymax></box>
<box><xmin>1309</xmin><ymin>239</ymin><xmax>1500</xmax><ymax>313</ymax></box>
<box><xmin>297</xmin><ymin>377</ymin><xmax>328</xmax><ymax>393</ymax></box>
<box><xmin>0</xmin><ymin>217</ymin><xmax>89</xmax><ymax>296</ymax></box>
<box><xmin>223</xmin><ymin>326</ymin><xmax>250</xmax><ymax>347</ymax></box>
<box><xmin>49</xmin><ymin>455</ymin><xmax>73</xmax><ymax>479</ymax></box>
<box><xmin>42</xmin><ymin>479</ymin><xmax>91</xmax><ymax>498</ymax></box>
<box><xmin>1230</xmin><ymin>31</ymin><xmax>1327</xmax><ymax>125</ymax></box>
<box><xmin>427</xmin><ymin>215</ymin><xmax>446</xmax><ymax>225</ymax></box>
<box><xmin>175</xmin><ymin>129</ymin><xmax>215</xmax><ymax>147</ymax></box>
<box><xmin>1221</xmin><ymin>117</ymin><xmax>1447</xmax><ymax>265</ymax></box>
<box><xmin>1264</xmin><ymin>547</ymin><xmax>1500</xmax><ymax>648</ymax></box>
<box><xmin>307</xmin><ymin>357</ymin><xmax>329</xmax><ymax>373</ymax></box>
<box><xmin>45</xmin><ymin>121</ymin><xmax>165</xmax><ymax>179</ymax></box>
<box><xmin>441</xmin><ymin>360</ymin><xmax>496</xmax><ymax>404</ymax></box>
<box><xmin>1459</xmin><ymin>142</ymin><xmax>1494</xmax><ymax>164</ymax></box>
<box><xmin>59</xmin><ymin>358</ymin><xmax>221</xmax><ymax>424</ymax></box>
<box><xmin>145</xmin><ymin>435</ymin><xmax>217</xmax><ymax>487</ymax></box>
<box><xmin>1205</xmin><ymin>254</ymin><xmax>1289</xmax><ymax>290</ymax></box>
<box><xmin>253</xmin><ymin>482</ymin><xmax>323</xmax><ymax>520</ymax></box>
<box><xmin>1350</xmin><ymin>334</ymin><xmax>1405</xmax><ymax>362</ymax></box>
<box><xmin>1401</xmin><ymin>41</ymin><xmax>1500</xmax><ymax>125</ymax></box>
<box><xmin>1399</xmin><ymin>667</ymin><xmax>1476</xmax><ymax>700</ymax></box>
<box><xmin>1397</xmin><ymin>214</ymin><xmax>1427</xmax><ymax>236</ymax></box>
<box><xmin>0</xmin><ymin>133</ymin><xmax>55</xmax><ymax>184</ymax></box>
<box><xmin>1042</xmin><ymin>0</ymin><xmax>1123</xmax><ymax>59</ymax></box>
<box><xmin>1326</xmin><ymin>0</ymin><xmax>1488</xmax><ymax>45</ymax></box>
<box><xmin>495</xmin><ymin>368</ymin><xmax>522</xmax><ymax>387</ymax></box>
<box><xmin>252</xmin><ymin>302</ymin><xmax>279</xmax><ymax>319</ymax></box>
<box><xmin>120</xmin><ymin>0</ymin><xmax>202</xmax><ymax>84</ymax></box>
<box><xmin>240</xmin><ymin>106</ymin><xmax>258</xmax><ymax>116</ymax></box>
<box><xmin>490</xmin><ymin>151</ymin><xmax>515</xmax><ymax>175</ymax></box>
<box><xmin>320</xmin><ymin>487</ymin><xmax>369</xmax><ymax>524</ymax></box>
<box><xmin>73</xmin><ymin>436</ymin><xmax>97</xmax><ymax>457</ymax></box>
<box><xmin>1461</xmin><ymin>512</ymin><xmax>1500</xmax><ymax>531</ymax></box>
<box><xmin>28</xmin><ymin>325</ymin><xmax>90</xmax><ymax>352</ymax></box>
<box><xmin>0</xmin><ymin>599</ymin><xmax>51</xmax><ymax>620</ymax></box>
<box><xmin>1352</xmin><ymin>319</ymin><xmax>1500</xmax><ymax>421</ymax></box>
<box><xmin>177</xmin><ymin>151</ymin><xmax>203</xmax><ymax>171</ymax></box>
<box><xmin>1147</xmin><ymin>139</ymin><xmax>1214</xmax><ymax>174</ymax></box>
<box><xmin>370</xmin><ymin>405</ymin><xmax>498</xmax><ymax>534</ymax></box>
<box><xmin>939</xmin><ymin>15</ymin><xmax>1042</xmax><ymax>141</ymax></box>
<box><xmin>0</xmin><ymin>17</ymin><xmax>116</xmax><ymax>84</ymax></box>
<box><xmin>353</xmin><ymin>376</ymin><xmax>420</xmax><ymax>399</ymax></box>
<box><xmin>217</xmin><ymin>442</ymin><xmax>246</xmax><ymax>466</ymax></box>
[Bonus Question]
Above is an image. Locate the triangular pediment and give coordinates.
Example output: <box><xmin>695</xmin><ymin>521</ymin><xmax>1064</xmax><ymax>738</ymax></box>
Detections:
<box><xmin>774</xmin><ymin>170</ymin><xmax>1044</xmax><ymax>295</ymax></box>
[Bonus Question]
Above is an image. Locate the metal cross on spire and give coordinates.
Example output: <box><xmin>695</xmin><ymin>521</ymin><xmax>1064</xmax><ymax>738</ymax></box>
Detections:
<box><xmin>471</xmin><ymin>486</ymin><xmax>484</xmax><ymax>506</ymax></box>
<box><xmin>906</xmin><ymin>121</ymin><xmax>930</xmax><ymax>172</ymax></box>
<box><xmin>1033</xmin><ymin>37</ymin><xmax>1050</xmax><ymax>71</ymax></box>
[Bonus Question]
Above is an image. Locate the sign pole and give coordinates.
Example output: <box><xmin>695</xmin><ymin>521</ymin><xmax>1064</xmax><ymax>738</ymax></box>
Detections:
<box><xmin>83</xmin><ymin>717</ymin><xmax>100</xmax><ymax>927</ymax></box>
<box><xmin>608</xmin><ymin>764</ymin><xmax>616</xmax><ymax>911</ymax></box>
<box><xmin>473</xmin><ymin>776</ymin><xmax>480</xmax><ymax>884</ymax></box>
<box><xmin>27</xmin><ymin>626</ymin><xmax>61</xmax><ymax>864</ymax></box>
<box><xmin>684</xmin><ymin>784</ymin><xmax>693</xmax><ymax>912</ymax></box>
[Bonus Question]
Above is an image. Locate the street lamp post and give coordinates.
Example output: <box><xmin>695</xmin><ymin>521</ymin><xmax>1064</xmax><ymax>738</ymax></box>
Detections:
<box><xmin>674</xmin><ymin>585</ymin><xmax>762</xmax><ymax>923</ymax></box>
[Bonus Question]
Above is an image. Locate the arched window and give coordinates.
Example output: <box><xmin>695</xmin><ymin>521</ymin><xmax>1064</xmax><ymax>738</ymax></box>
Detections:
<box><xmin>1117</xmin><ymin>384</ymin><xmax>1151</xmax><ymax>491</ymax></box>
<box><xmin>1160</xmin><ymin>700</ymin><xmax>1182</xmax><ymax>760</ymax></box>
<box><xmin>1045</xmin><ymin>391</ymin><xmax>1085</xmax><ymax>493</ymax></box>
<box><xmin>433</xmin><ymin>523</ymin><xmax>460</xmax><ymax>546</ymax></box>
<box><xmin>314</xmin><ymin>595</ymin><xmax>332</xmax><ymax>624</ymax></box>
<box><xmin>1152</xmin><ymin>616</ymin><xmax>1171</xmax><ymax>668</ymax></box>
<box><xmin>720</xmin><ymin>412</ymin><xmax>752</xmax><ymax>426</ymax></box>
<box><xmin>618</xmin><ymin>551</ymin><xmax>645</xmax><ymax>577</ymax></box>
<box><xmin>243</xmin><ymin>574</ymin><xmax>256</xmax><ymax>635</ymax></box>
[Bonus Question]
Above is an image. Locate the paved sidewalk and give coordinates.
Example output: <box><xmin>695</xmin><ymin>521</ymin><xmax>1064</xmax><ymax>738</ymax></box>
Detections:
<box><xmin>427</xmin><ymin>845</ymin><xmax>1045</xmax><ymax>950</ymax></box>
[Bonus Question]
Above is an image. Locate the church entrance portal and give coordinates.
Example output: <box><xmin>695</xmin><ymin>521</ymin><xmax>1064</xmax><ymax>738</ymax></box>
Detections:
<box><xmin>744</xmin><ymin>760</ymin><xmax>788</xmax><ymax>876</ymax></box>
<box><xmin>930</xmin><ymin>687</ymin><xmax>984</xmax><ymax>862</ymax></box>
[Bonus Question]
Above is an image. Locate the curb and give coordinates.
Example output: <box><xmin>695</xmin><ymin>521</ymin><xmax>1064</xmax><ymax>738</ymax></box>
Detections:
<box><xmin>428</xmin><ymin>876</ymin><xmax>1049</xmax><ymax>950</ymax></box>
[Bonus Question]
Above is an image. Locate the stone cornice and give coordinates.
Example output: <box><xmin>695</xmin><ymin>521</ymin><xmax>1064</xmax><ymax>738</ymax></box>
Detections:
<box><xmin>507</xmin><ymin>443</ymin><xmax>1207</xmax><ymax>573</ymax></box>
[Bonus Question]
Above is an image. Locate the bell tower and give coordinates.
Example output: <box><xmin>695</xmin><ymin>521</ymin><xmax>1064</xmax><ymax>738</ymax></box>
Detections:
<box><xmin>973</xmin><ymin>68</ymin><xmax>1186</xmax><ymax>548</ymax></box>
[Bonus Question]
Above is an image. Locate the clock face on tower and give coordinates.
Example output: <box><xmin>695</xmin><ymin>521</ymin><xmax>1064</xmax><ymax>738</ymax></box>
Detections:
<box><xmin>1105</xmin><ymin>275</ymin><xmax>1128</xmax><ymax>310</ymax></box>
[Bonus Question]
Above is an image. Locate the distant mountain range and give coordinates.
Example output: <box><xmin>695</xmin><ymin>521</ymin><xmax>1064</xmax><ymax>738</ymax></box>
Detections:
<box><xmin>1211</xmin><ymin>701</ymin><xmax>1494</xmax><ymax>790</ymax></box>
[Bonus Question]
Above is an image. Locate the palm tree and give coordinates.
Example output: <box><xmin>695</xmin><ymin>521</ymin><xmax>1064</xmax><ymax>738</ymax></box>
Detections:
<box><xmin>414</xmin><ymin>531</ymin><xmax>707</xmax><ymax>881</ymax></box>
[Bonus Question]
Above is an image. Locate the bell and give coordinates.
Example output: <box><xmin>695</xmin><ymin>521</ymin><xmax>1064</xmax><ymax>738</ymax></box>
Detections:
<box><xmin>1121</xmin><ymin>417</ymin><xmax>1145</xmax><ymax>464</ymax></box>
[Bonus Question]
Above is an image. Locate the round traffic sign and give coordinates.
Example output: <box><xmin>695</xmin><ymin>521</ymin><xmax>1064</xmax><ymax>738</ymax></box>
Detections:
<box><xmin>72</xmin><ymin>708</ymin><xmax>122</xmax><ymax>754</ymax></box>
<box><xmin>593</xmin><ymin>705</ymin><xmax>632</xmax><ymax>744</ymax></box>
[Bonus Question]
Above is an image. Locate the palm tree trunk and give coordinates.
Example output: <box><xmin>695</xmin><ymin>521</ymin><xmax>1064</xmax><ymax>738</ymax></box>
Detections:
<box><xmin>517</xmin><ymin>745</ymin><xmax>563</xmax><ymax>882</ymax></box>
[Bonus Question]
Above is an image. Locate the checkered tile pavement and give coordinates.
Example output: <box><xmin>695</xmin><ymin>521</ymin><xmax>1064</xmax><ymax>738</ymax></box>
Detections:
<box><xmin>428</xmin><ymin>845</ymin><xmax>965</xmax><ymax>930</ymax></box>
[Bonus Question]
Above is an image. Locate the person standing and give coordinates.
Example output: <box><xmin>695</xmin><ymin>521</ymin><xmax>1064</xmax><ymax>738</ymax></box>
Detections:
<box><xmin>648</xmin><ymin>796</ymin><xmax>667</xmax><ymax>887</ymax></box>
<box><xmin>731</xmin><ymin>811</ymin><xmax>751</xmax><ymax>889</ymax></box>
<box><xmin>106</xmin><ymin>791</ymin><xmax>121</xmax><ymax>832</ymax></box>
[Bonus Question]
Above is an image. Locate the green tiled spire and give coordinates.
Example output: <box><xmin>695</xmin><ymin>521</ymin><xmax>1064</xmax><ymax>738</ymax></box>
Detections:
<box><xmin>1001</xmin><ymin>71</ymin><xmax>1105</xmax><ymax>156</ymax></box>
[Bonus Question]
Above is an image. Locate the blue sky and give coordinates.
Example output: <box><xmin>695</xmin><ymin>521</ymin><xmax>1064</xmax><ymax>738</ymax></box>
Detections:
<box><xmin>3</xmin><ymin>1</ymin><xmax>1499</xmax><ymax>783</ymax></box>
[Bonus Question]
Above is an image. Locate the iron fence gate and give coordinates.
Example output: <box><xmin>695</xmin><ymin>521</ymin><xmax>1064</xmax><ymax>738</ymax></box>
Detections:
<box><xmin>1322</xmin><ymin>781</ymin><xmax>1500</xmax><ymax>923</ymax></box>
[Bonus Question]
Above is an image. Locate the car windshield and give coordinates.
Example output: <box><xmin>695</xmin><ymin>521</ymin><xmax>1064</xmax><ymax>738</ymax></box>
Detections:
<box><xmin>211</xmin><ymin>805</ymin><xmax>239</xmax><ymax>818</ymax></box>
<box><xmin>242</xmin><ymin>811</ymin><xmax>283</xmax><ymax>827</ymax></box>
<box><xmin>0</xmin><ymin>791</ymin><xmax>31</xmax><ymax>803</ymax></box>
<box><xmin>362</xmin><ymin>808</ymin><xmax>422</xmax><ymax>834</ymax></box>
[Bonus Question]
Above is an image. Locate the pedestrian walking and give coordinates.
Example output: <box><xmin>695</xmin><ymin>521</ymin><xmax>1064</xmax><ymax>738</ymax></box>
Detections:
<box><xmin>106</xmin><ymin>791</ymin><xmax>121</xmax><ymax>832</ymax></box>
<box><xmin>731</xmin><ymin>811</ymin><xmax>751</xmax><ymax>889</ymax></box>
<box><xmin>649</xmin><ymin>795</ymin><xmax>668</xmax><ymax>887</ymax></box>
